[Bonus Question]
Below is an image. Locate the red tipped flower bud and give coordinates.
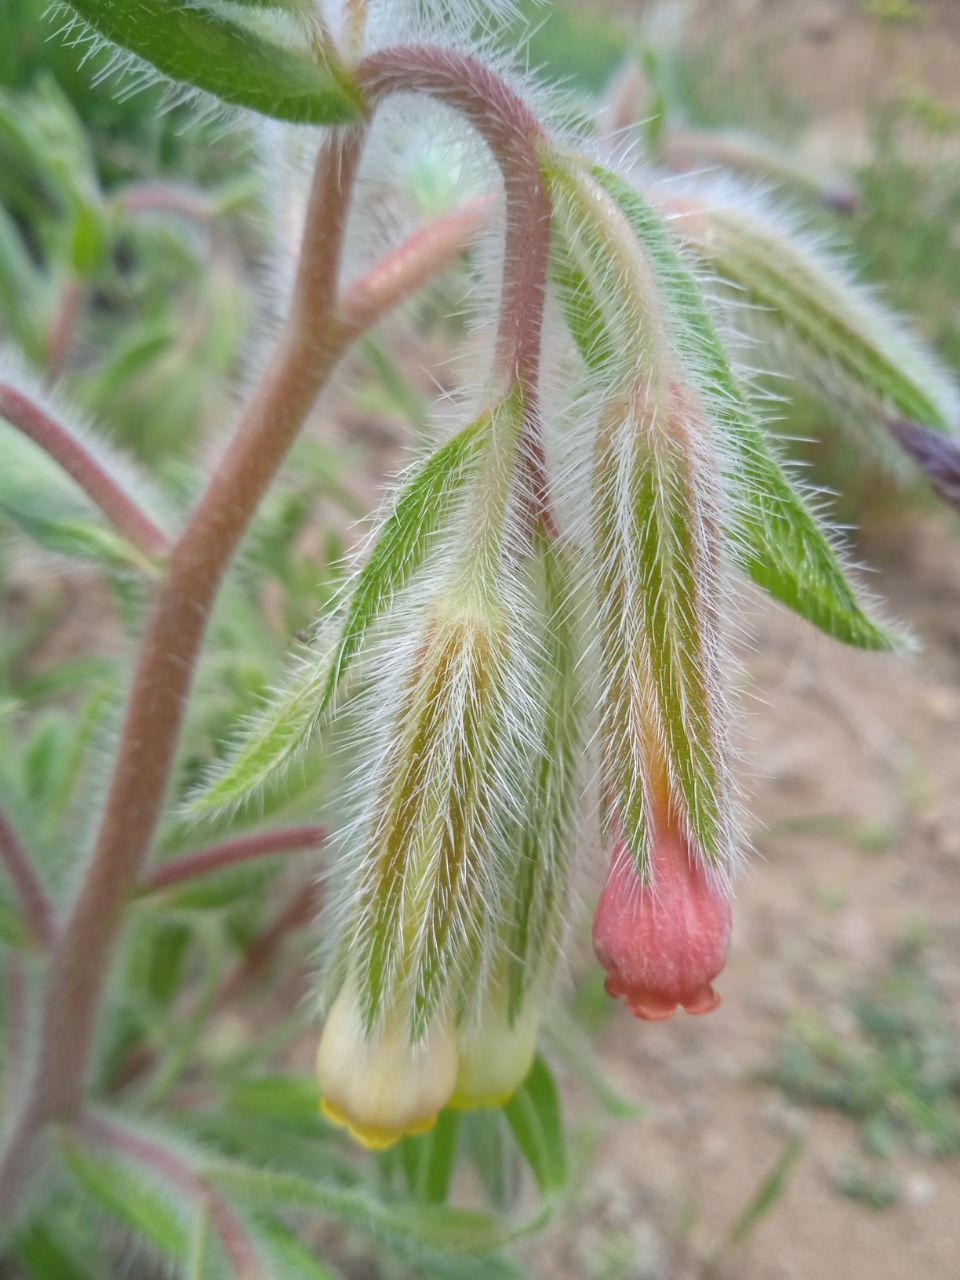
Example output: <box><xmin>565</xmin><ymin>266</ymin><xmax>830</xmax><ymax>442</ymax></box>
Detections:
<box><xmin>593</xmin><ymin>830</ymin><xmax>731</xmax><ymax>1021</ymax></box>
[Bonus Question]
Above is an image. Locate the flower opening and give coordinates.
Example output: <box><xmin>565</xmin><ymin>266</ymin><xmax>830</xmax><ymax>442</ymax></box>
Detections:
<box><xmin>316</xmin><ymin>980</ymin><xmax>457</xmax><ymax>1149</ymax></box>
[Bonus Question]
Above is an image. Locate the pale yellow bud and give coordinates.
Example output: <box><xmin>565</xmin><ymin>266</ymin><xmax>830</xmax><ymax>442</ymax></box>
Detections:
<box><xmin>451</xmin><ymin>995</ymin><xmax>540</xmax><ymax>1109</ymax></box>
<box><xmin>316</xmin><ymin>980</ymin><xmax>457</xmax><ymax>1149</ymax></box>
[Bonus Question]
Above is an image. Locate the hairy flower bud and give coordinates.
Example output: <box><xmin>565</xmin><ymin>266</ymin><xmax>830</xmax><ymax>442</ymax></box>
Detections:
<box><xmin>452</xmin><ymin>993</ymin><xmax>540</xmax><ymax>1109</ymax></box>
<box><xmin>593</xmin><ymin>829</ymin><xmax>732</xmax><ymax>1021</ymax></box>
<box><xmin>316</xmin><ymin>980</ymin><xmax>457</xmax><ymax>1149</ymax></box>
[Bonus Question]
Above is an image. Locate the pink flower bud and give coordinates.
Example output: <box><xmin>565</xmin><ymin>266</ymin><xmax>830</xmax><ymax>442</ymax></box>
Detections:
<box><xmin>592</xmin><ymin>830</ymin><xmax>731</xmax><ymax>1021</ymax></box>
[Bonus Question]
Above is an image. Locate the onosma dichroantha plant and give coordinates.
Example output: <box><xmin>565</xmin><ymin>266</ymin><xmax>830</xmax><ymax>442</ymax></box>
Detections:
<box><xmin>1</xmin><ymin>1</ymin><xmax>959</xmax><ymax>1275</ymax></box>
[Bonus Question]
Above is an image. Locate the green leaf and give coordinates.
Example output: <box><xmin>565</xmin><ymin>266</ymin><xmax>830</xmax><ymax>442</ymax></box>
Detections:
<box><xmin>186</xmin><ymin>1205</ymin><xmax>213</xmax><ymax>1280</ymax></box>
<box><xmin>543</xmin><ymin>1010</ymin><xmax>644</xmax><ymax>1119</ymax></box>
<box><xmin>0</xmin><ymin>896</ymin><xmax>30</xmax><ymax>948</ymax></box>
<box><xmin>326</xmin><ymin>412</ymin><xmax>491</xmax><ymax>712</ymax></box>
<box><xmin>682</xmin><ymin>202</ymin><xmax>957</xmax><ymax>434</ymax></box>
<box><xmin>255</xmin><ymin>1216</ymin><xmax>340</xmax><ymax>1279</ymax></box>
<box><xmin>506</xmin><ymin>539</ymin><xmax>583</xmax><ymax>1018</ymax></box>
<box><xmin>226</xmin><ymin>1075</ymin><xmax>323</xmax><ymax>1124</ymax></box>
<box><xmin>400</xmin><ymin>1110</ymin><xmax>460</xmax><ymax>1205</ymax></box>
<box><xmin>59</xmin><ymin>1133</ymin><xmax>189</xmax><ymax>1261</ymax></box>
<box><xmin>14</xmin><ymin>1220</ymin><xmax>108</xmax><ymax>1280</ymax></box>
<box><xmin>0</xmin><ymin>420</ymin><xmax>167</xmax><ymax>574</ymax></box>
<box><xmin>727</xmin><ymin>1134</ymin><xmax>805</xmax><ymax>1247</ymax></box>
<box><xmin>206</xmin><ymin>1164</ymin><xmax>522</xmax><ymax>1255</ymax></box>
<box><xmin>502</xmin><ymin>1056</ymin><xmax>567</xmax><ymax>1195</ymax></box>
<box><xmin>554</xmin><ymin>161</ymin><xmax>902</xmax><ymax>653</ymax></box>
<box><xmin>64</xmin><ymin>1</ymin><xmax>363</xmax><ymax>125</ymax></box>
<box><xmin>189</xmin><ymin>414</ymin><xmax>489</xmax><ymax>818</ymax></box>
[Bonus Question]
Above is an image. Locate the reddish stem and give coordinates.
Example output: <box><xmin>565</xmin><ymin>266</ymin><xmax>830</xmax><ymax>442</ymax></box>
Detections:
<box><xmin>46</xmin><ymin>276</ymin><xmax>87</xmax><ymax>381</ymax></box>
<box><xmin>214</xmin><ymin>881</ymin><xmax>319</xmax><ymax>1009</ymax></box>
<box><xmin>357</xmin><ymin>47</ymin><xmax>555</xmax><ymax>533</ymax></box>
<box><xmin>337</xmin><ymin>196</ymin><xmax>491</xmax><ymax>342</ymax></box>
<box><xmin>0</xmin><ymin>382</ymin><xmax>169</xmax><ymax>559</ymax></box>
<box><xmin>79</xmin><ymin>1111</ymin><xmax>261</xmax><ymax>1279</ymax></box>
<box><xmin>5</xmin><ymin>958</ymin><xmax>28</xmax><ymax>1105</ymax></box>
<box><xmin>0</xmin><ymin>807</ymin><xmax>53</xmax><ymax>947</ymax></box>
<box><xmin>140</xmin><ymin>826</ymin><xmax>325</xmax><ymax>894</ymax></box>
<box><xmin>119</xmin><ymin>182</ymin><xmax>217</xmax><ymax>222</ymax></box>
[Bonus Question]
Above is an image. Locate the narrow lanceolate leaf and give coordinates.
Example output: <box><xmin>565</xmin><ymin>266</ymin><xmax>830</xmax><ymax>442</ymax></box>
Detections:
<box><xmin>64</xmin><ymin>1</ymin><xmax>363</xmax><ymax>125</ymax></box>
<box><xmin>188</xmin><ymin>416</ymin><xmax>489</xmax><ymax>818</ymax></box>
<box><xmin>547</xmin><ymin>156</ymin><xmax>737</xmax><ymax>873</ymax></box>
<box><xmin>206</xmin><ymin>1164</ymin><xmax>518</xmax><ymax>1255</ymax></box>
<box><xmin>350</xmin><ymin>604</ymin><xmax>507</xmax><ymax>1038</ymax></box>
<box><xmin>59</xmin><ymin>1135</ymin><xmax>189</xmax><ymax>1262</ymax></box>
<box><xmin>506</xmin><ymin>539</ymin><xmax>583</xmax><ymax>1021</ymax></box>
<box><xmin>327</xmin><ymin>413</ymin><xmax>492</xmax><ymax>711</ymax></box>
<box><xmin>553</xmin><ymin>160</ymin><xmax>902</xmax><ymax>654</ymax></box>
<box><xmin>502</xmin><ymin>1056</ymin><xmax>567</xmax><ymax>1196</ymax></box>
<box><xmin>665</xmin><ymin>188</ymin><xmax>959</xmax><ymax>439</ymax></box>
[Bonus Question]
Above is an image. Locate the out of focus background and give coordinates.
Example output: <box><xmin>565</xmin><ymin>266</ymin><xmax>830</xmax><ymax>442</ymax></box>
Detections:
<box><xmin>1</xmin><ymin>1</ymin><xmax>958</xmax><ymax>1277</ymax></box>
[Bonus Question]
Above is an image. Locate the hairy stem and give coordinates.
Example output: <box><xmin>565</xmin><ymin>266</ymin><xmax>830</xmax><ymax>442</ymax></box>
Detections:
<box><xmin>0</xmin><ymin>807</ymin><xmax>53</xmax><ymax>947</ymax></box>
<box><xmin>77</xmin><ymin>1111</ymin><xmax>261</xmax><ymax>1279</ymax></box>
<box><xmin>118</xmin><ymin>182</ymin><xmax>217</xmax><ymax>222</ymax></box>
<box><xmin>139</xmin><ymin>825</ymin><xmax>325</xmax><ymax>894</ymax></box>
<box><xmin>0</xmin><ymin>382</ymin><xmax>169</xmax><ymax>559</ymax></box>
<box><xmin>337</xmin><ymin>196</ymin><xmax>491</xmax><ymax>343</ymax></box>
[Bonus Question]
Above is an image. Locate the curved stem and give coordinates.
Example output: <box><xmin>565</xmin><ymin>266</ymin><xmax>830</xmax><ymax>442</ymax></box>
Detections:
<box><xmin>0</xmin><ymin>807</ymin><xmax>53</xmax><ymax>947</ymax></box>
<box><xmin>139</xmin><ymin>825</ymin><xmax>325</xmax><ymax>894</ymax></box>
<box><xmin>337</xmin><ymin>196</ymin><xmax>491</xmax><ymax>343</ymax></box>
<box><xmin>77</xmin><ymin>1111</ymin><xmax>261</xmax><ymax>1279</ymax></box>
<box><xmin>357</xmin><ymin>47</ymin><xmax>551</xmax><ymax>394</ymax></box>
<box><xmin>0</xmin><ymin>382</ymin><xmax>169</xmax><ymax>559</ymax></box>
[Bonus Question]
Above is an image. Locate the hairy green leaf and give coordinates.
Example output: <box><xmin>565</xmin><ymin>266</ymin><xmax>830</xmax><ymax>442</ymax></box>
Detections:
<box><xmin>256</xmin><ymin>1216</ymin><xmax>340</xmax><ymax>1278</ymax></box>
<box><xmin>506</xmin><ymin>539</ymin><xmax>583</xmax><ymax>1018</ymax></box>
<box><xmin>64</xmin><ymin>0</ymin><xmax>363</xmax><ymax>125</ymax></box>
<box><xmin>328</xmin><ymin>412</ymin><xmax>491</xmax><ymax>710</ymax></box>
<box><xmin>554</xmin><ymin>161</ymin><xmax>902</xmax><ymax>653</ymax></box>
<box><xmin>548</xmin><ymin>158</ymin><xmax>735</xmax><ymax>869</ymax></box>
<box><xmin>679</xmin><ymin>202</ymin><xmax>957</xmax><ymax>435</ymax></box>
<box><xmin>189</xmin><ymin>415</ymin><xmax>489</xmax><ymax>818</ymax></box>
<box><xmin>400</xmin><ymin>1110</ymin><xmax>460</xmax><ymax>1205</ymax></box>
<box><xmin>59</xmin><ymin>1134</ymin><xmax>189</xmax><ymax>1261</ymax></box>
<box><xmin>206</xmin><ymin>1164</ymin><xmax>520</xmax><ymax>1254</ymax></box>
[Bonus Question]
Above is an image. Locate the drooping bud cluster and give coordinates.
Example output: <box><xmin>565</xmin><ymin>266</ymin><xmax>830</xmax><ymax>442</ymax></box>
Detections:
<box><xmin>194</xmin><ymin>132</ymin><xmax>932</xmax><ymax>1148</ymax></box>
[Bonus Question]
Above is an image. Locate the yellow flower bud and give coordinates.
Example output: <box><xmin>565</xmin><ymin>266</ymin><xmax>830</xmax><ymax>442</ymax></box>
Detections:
<box><xmin>316</xmin><ymin>981</ymin><xmax>457</xmax><ymax>1149</ymax></box>
<box><xmin>451</xmin><ymin>995</ymin><xmax>540</xmax><ymax>1110</ymax></box>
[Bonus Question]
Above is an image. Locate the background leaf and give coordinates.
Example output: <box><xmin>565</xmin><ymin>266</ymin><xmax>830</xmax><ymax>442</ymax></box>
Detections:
<box><xmin>64</xmin><ymin>0</ymin><xmax>362</xmax><ymax>126</ymax></box>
